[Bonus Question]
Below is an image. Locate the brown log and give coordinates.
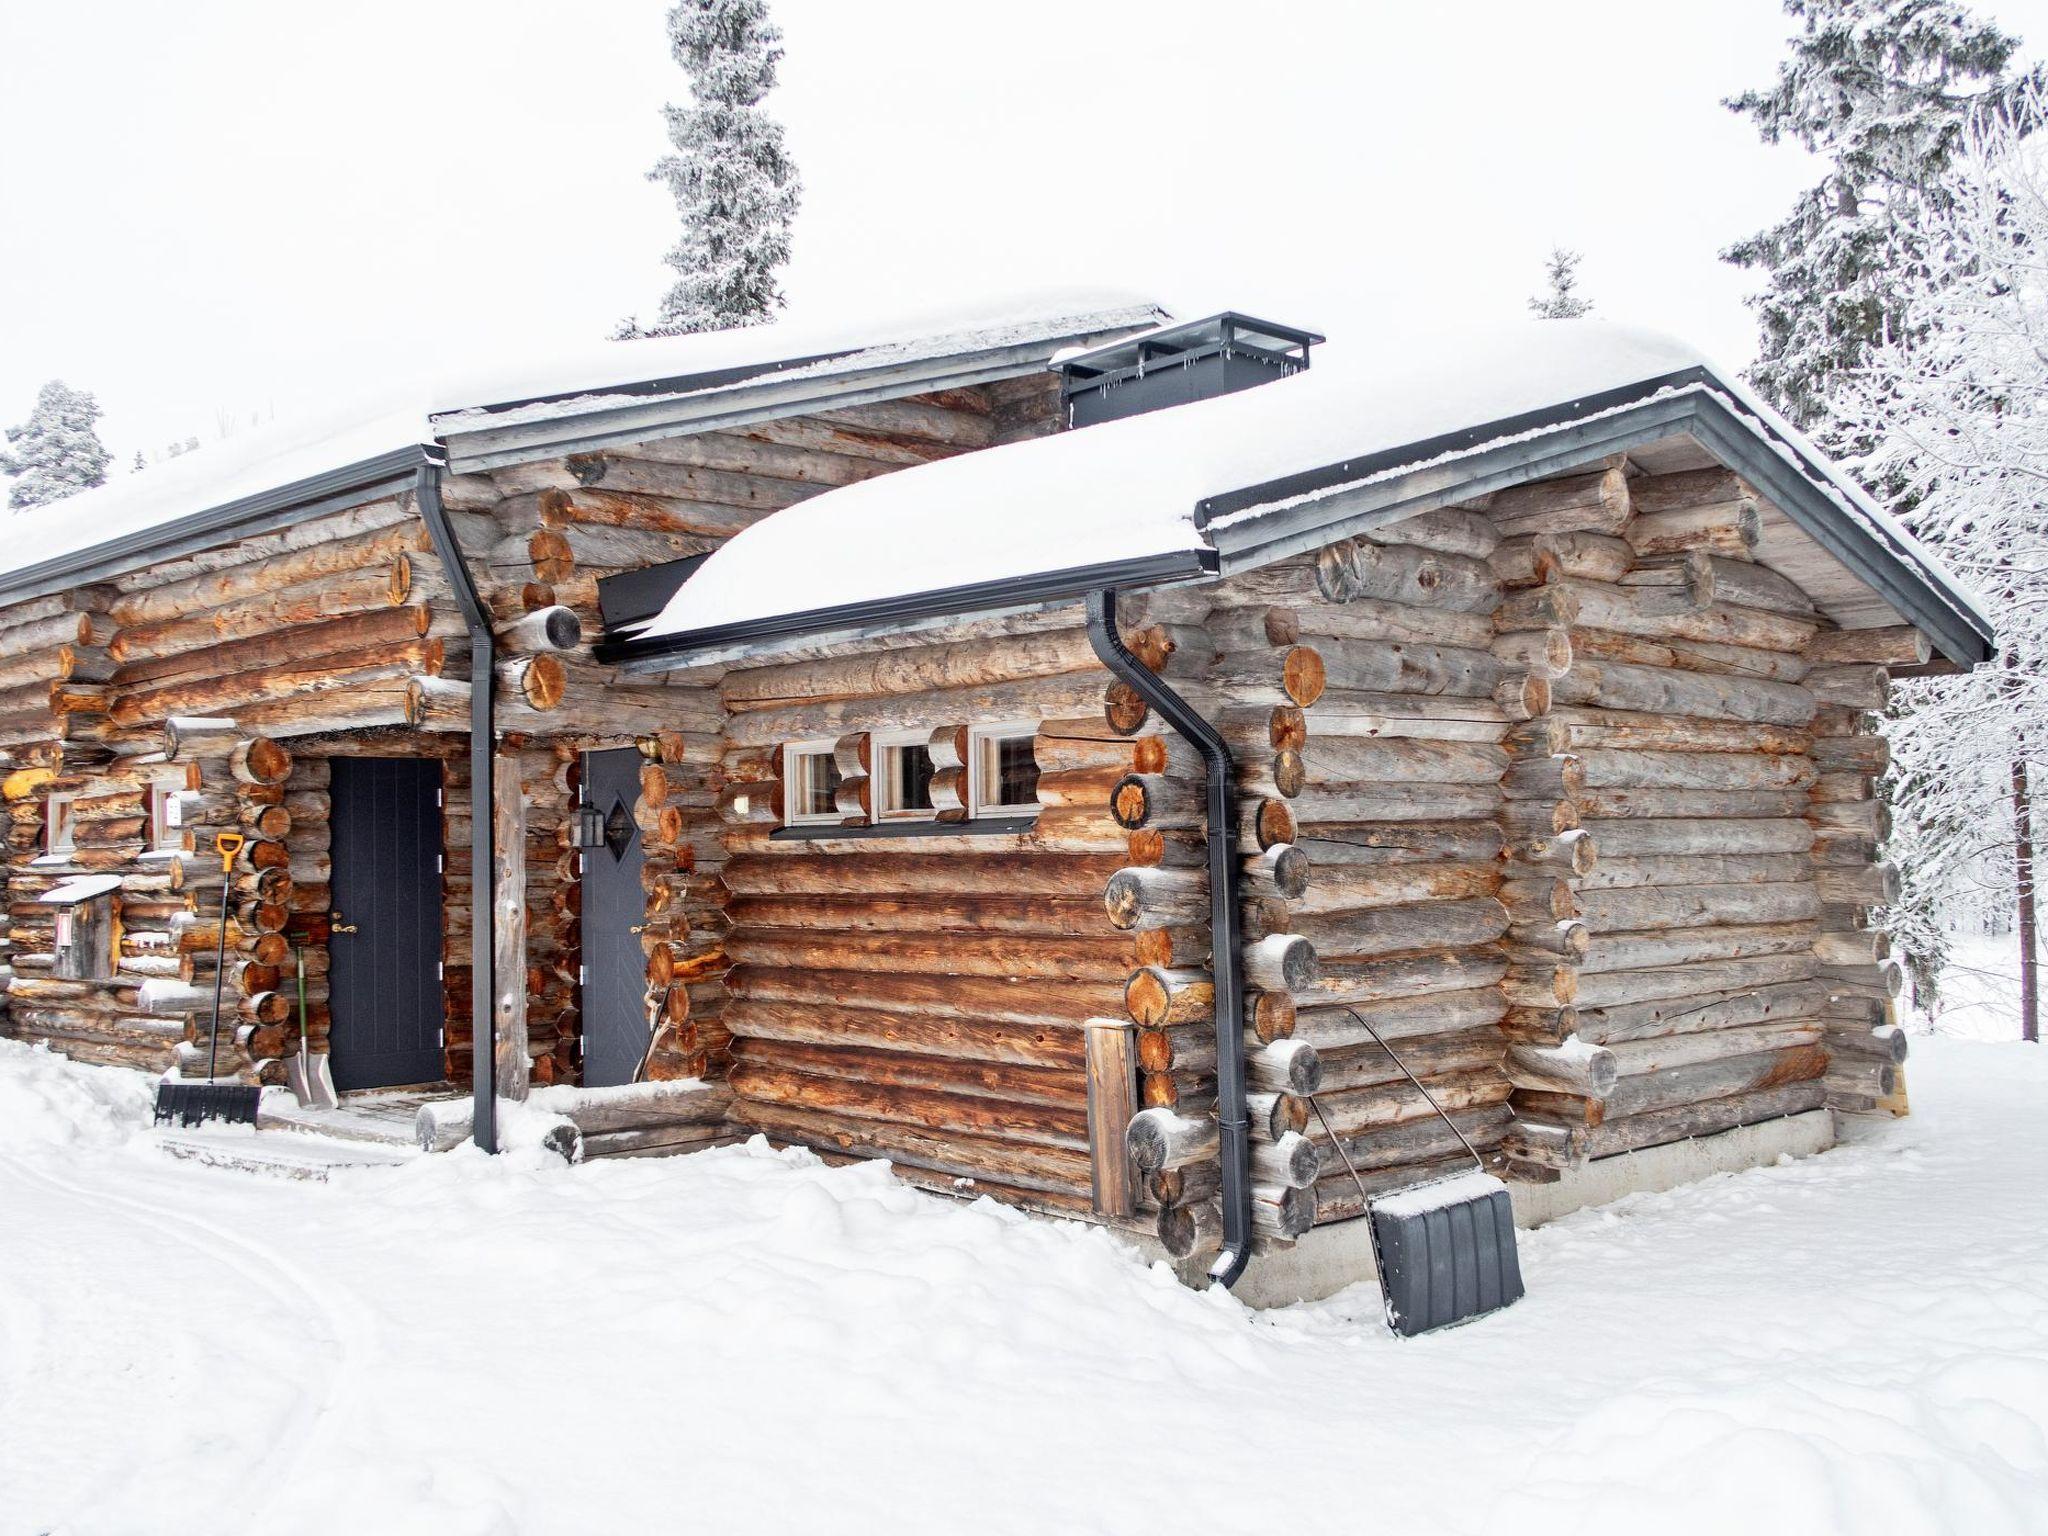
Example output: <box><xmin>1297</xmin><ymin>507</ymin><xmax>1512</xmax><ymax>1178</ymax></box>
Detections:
<box><xmin>1488</xmin><ymin>465</ymin><xmax>1630</xmax><ymax>539</ymax></box>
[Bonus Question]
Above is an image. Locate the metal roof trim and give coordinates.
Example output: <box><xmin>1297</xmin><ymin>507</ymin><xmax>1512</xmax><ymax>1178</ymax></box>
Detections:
<box><xmin>598</xmin><ymin>547</ymin><xmax>1217</xmax><ymax>674</ymax></box>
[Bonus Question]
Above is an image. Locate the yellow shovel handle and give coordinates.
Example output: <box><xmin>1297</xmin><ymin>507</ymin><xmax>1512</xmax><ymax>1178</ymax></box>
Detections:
<box><xmin>215</xmin><ymin>830</ymin><xmax>246</xmax><ymax>873</ymax></box>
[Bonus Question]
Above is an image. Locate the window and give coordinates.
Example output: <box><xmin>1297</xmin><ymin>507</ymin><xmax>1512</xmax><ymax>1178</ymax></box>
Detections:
<box><xmin>45</xmin><ymin>793</ymin><xmax>75</xmax><ymax>855</ymax></box>
<box><xmin>970</xmin><ymin>724</ymin><xmax>1040</xmax><ymax>817</ymax></box>
<box><xmin>874</xmin><ymin>730</ymin><xmax>937</xmax><ymax>822</ymax></box>
<box><xmin>147</xmin><ymin>781</ymin><xmax>182</xmax><ymax>851</ymax></box>
<box><xmin>783</xmin><ymin>739</ymin><xmax>843</xmax><ymax>826</ymax></box>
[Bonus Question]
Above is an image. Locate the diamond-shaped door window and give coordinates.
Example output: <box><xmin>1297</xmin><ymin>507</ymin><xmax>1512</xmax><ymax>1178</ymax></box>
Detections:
<box><xmin>604</xmin><ymin>798</ymin><xmax>634</xmax><ymax>861</ymax></box>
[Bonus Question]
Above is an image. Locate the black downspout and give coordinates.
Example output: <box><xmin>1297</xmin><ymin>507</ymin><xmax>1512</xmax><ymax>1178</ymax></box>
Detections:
<box><xmin>415</xmin><ymin>457</ymin><xmax>499</xmax><ymax>1154</ymax></box>
<box><xmin>1084</xmin><ymin>588</ymin><xmax>1251</xmax><ymax>1288</ymax></box>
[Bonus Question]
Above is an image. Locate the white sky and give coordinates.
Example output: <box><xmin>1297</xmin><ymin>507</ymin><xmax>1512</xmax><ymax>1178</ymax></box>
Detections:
<box><xmin>4</xmin><ymin>0</ymin><xmax>2047</xmax><ymax>466</ymax></box>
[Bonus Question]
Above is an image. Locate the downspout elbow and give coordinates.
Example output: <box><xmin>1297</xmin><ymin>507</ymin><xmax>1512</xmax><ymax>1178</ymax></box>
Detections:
<box><xmin>1084</xmin><ymin>588</ymin><xmax>1251</xmax><ymax>1289</ymax></box>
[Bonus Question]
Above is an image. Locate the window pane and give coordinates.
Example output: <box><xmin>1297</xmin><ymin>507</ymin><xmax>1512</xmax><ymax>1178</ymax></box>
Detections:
<box><xmin>980</xmin><ymin>733</ymin><xmax>1039</xmax><ymax>809</ymax></box>
<box><xmin>792</xmin><ymin>752</ymin><xmax>841</xmax><ymax>818</ymax></box>
<box><xmin>887</xmin><ymin>744</ymin><xmax>935</xmax><ymax>813</ymax></box>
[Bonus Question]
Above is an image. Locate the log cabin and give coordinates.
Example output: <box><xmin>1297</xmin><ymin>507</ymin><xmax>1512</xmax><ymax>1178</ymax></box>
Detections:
<box><xmin>0</xmin><ymin>300</ymin><xmax>1986</xmax><ymax>1302</ymax></box>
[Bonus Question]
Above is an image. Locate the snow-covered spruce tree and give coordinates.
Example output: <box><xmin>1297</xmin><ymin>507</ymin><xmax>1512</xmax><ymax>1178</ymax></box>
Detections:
<box><xmin>1833</xmin><ymin>96</ymin><xmax>2048</xmax><ymax>1034</ymax></box>
<box><xmin>1528</xmin><ymin>248</ymin><xmax>1593</xmax><ymax>318</ymax></box>
<box><xmin>1724</xmin><ymin>0</ymin><xmax>2036</xmax><ymax>435</ymax></box>
<box><xmin>1</xmin><ymin>379</ymin><xmax>112</xmax><ymax>509</ymax></box>
<box><xmin>617</xmin><ymin>0</ymin><xmax>801</xmax><ymax>339</ymax></box>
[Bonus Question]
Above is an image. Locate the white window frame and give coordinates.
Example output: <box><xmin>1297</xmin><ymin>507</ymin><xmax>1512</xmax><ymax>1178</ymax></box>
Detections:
<box><xmin>968</xmin><ymin>722</ymin><xmax>1042</xmax><ymax>819</ymax></box>
<box><xmin>45</xmin><ymin>792</ymin><xmax>75</xmax><ymax>855</ymax></box>
<box><xmin>872</xmin><ymin>728</ymin><xmax>938</xmax><ymax>824</ymax></box>
<box><xmin>147</xmin><ymin>780</ymin><xmax>182</xmax><ymax>851</ymax></box>
<box><xmin>782</xmin><ymin>737</ymin><xmax>844</xmax><ymax>827</ymax></box>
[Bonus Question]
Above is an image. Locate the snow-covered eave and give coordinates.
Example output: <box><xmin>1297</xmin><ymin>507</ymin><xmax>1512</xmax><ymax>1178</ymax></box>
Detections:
<box><xmin>0</xmin><ymin>441</ymin><xmax>431</xmax><ymax>610</ymax></box>
<box><xmin>431</xmin><ymin>304</ymin><xmax>1167</xmax><ymax>476</ymax></box>
<box><xmin>1202</xmin><ymin>366</ymin><xmax>1996</xmax><ymax>669</ymax></box>
<box><xmin>0</xmin><ymin>301</ymin><xmax>1170</xmax><ymax>610</ymax></box>
<box><xmin>599</xmin><ymin>546</ymin><xmax>1216</xmax><ymax>675</ymax></box>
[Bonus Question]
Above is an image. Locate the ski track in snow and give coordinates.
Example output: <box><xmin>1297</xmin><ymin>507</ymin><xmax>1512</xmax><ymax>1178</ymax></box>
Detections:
<box><xmin>1</xmin><ymin>1032</ymin><xmax>2046</xmax><ymax>1536</ymax></box>
<box><xmin>0</xmin><ymin>1147</ymin><xmax>365</xmax><ymax>1534</ymax></box>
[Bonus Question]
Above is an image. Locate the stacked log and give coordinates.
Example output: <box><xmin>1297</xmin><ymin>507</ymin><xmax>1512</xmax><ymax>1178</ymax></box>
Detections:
<box><xmin>103</xmin><ymin>500</ymin><xmax>467</xmax><ymax>739</ymax></box>
<box><xmin>718</xmin><ymin>616</ymin><xmax>1121</xmax><ymax>1218</ymax></box>
<box><xmin>1804</xmin><ymin>626</ymin><xmax>1924</xmax><ymax>1112</ymax></box>
<box><xmin>476</xmin><ymin>391</ymin><xmax>1007</xmax><ymax>634</ymax></box>
<box><xmin>275</xmin><ymin>755</ymin><xmax>332</xmax><ymax>1068</ymax></box>
<box><xmin>0</xmin><ymin>586</ymin><xmax>118</xmax><ymax>758</ymax></box>
<box><xmin>1161</xmin><ymin>516</ymin><xmax>1524</xmax><ymax>1241</ymax></box>
<box><xmin>153</xmin><ymin>724</ymin><xmax>298</xmax><ymax>1086</ymax></box>
<box><xmin>522</xmin><ymin>746</ymin><xmax>580</xmax><ymax>1085</ymax></box>
<box><xmin>1498</xmin><ymin>465</ymin><xmax>1836</xmax><ymax>1159</ymax></box>
<box><xmin>637</xmin><ymin>726</ymin><xmax>729</xmax><ymax>1081</ymax></box>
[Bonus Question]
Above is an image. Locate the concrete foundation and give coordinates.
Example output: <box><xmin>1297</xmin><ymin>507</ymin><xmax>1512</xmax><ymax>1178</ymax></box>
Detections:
<box><xmin>1232</xmin><ymin>1107</ymin><xmax>1838</xmax><ymax>1310</ymax></box>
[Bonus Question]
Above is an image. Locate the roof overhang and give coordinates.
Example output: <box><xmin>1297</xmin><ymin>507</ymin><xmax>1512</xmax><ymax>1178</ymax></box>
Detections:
<box><xmin>608</xmin><ymin>367</ymin><xmax>1993</xmax><ymax>676</ymax></box>
<box><xmin>1198</xmin><ymin>370</ymin><xmax>1993</xmax><ymax>670</ymax></box>
<box><xmin>0</xmin><ymin>445</ymin><xmax>427</xmax><ymax>608</ymax></box>
<box><xmin>434</xmin><ymin>324</ymin><xmax>1161</xmax><ymax>476</ymax></box>
<box><xmin>0</xmin><ymin>301</ymin><xmax>1168</xmax><ymax>608</ymax></box>
<box><xmin>597</xmin><ymin>547</ymin><xmax>1216</xmax><ymax>674</ymax></box>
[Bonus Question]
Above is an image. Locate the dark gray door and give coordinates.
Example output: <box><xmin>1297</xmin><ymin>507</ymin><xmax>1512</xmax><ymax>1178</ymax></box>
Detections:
<box><xmin>328</xmin><ymin>757</ymin><xmax>445</xmax><ymax>1091</ymax></box>
<box><xmin>580</xmin><ymin>747</ymin><xmax>648</xmax><ymax>1088</ymax></box>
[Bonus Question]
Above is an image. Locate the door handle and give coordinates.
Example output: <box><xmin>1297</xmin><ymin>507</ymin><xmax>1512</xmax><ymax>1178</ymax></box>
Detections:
<box><xmin>330</xmin><ymin>911</ymin><xmax>360</xmax><ymax>934</ymax></box>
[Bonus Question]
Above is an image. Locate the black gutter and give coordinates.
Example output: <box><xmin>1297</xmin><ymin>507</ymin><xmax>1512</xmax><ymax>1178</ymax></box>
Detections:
<box><xmin>598</xmin><ymin>549</ymin><xmax>1217</xmax><ymax>671</ymax></box>
<box><xmin>414</xmin><ymin>457</ymin><xmax>499</xmax><ymax>1154</ymax></box>
<box><xmin>1085</xmin><ymin>588</ymin><xmax>1251</xmax><ymax>1289</ymax></box>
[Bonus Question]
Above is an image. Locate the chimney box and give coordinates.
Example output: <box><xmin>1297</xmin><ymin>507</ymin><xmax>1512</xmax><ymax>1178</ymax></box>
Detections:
<box><xmin>1054</xmin><ymin>312</ymin><xmax>1322</xmax><ymax>428</ymax></box>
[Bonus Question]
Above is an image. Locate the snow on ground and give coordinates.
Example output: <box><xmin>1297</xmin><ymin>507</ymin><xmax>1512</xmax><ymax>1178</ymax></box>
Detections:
<box><xmin>3</xmin><ymin>1029</ymin><xmax>2046</xmax><ymax>1534</ymax></box>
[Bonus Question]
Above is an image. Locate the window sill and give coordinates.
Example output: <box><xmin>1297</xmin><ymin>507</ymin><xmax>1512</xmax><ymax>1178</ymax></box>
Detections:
<box><xmin>771</xmin><ymin>815</ymin><xmax>1039</xmax><ymax>842</ymax></box>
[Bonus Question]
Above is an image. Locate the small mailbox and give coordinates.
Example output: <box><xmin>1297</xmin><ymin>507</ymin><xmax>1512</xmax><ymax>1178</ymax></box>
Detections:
<box><xmin>39</xmin><ymin>874</ymin><xmax>120</xmax><ymax>981</ymax></box>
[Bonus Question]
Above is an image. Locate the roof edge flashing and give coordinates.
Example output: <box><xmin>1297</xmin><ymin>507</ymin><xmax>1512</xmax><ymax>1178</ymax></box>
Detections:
<box><xmin>600</xmin><ymin>548</ymin><xmax>1217</xmax><ymax>673</ymax></box>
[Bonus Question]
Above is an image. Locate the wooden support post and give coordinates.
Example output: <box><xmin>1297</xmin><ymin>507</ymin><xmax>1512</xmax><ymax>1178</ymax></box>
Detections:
<box><xmin>1085</xmin><ymin>1017</ymin><xmax>1140</xmax><ymax>1219</ymax></box>
<box><xmin>492</xmin><ymin>754</ymin><xmax>529</xmax><ymax>1103</ymax></box>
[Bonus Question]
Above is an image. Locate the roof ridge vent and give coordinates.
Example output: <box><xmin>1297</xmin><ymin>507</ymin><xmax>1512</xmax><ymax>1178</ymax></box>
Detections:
<box><xmin>1054</xmin><ymin>312</ymin><xmax>1322</xmax><ymax>428</ymax></box>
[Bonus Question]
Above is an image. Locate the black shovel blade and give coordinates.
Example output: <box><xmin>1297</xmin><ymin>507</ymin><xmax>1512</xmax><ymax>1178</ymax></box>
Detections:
<box><xmin>1370</xmin><ymin>1178</ymin><xmax>1524</xmax><ymax>1337</ymax></box>
<box><xmin>153</xmin><ymin>1082</ymin><xmax>263</xmax><ymax>1128</ymax></box>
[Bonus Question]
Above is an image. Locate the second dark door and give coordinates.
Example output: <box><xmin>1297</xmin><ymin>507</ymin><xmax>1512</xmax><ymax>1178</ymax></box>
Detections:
<box><xmin>328</xmin><ymin>757</ymin><xmax>445</xmax><ymax>1091</ymax></box>
<box><xmin>580</xmin><ymin>747</ymin><xmax>649</xmax><ymax>1087</ymax></box>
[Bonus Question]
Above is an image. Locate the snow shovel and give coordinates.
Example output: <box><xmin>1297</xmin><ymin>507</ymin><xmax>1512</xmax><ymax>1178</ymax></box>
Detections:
<box><xmin>283</xmin><ymin>944</ymin><xmax>337</xmax><ymax>1111</ymax></box>
<box><xmin>1309</xmin><ymin>1008</ymin><xmax>1524</xmax><ymax>1337</ymax></box>
<box><xmin>153</xmin><ymin>831</ymin><xmax>263</xmax><ymax>1128</ymax></box>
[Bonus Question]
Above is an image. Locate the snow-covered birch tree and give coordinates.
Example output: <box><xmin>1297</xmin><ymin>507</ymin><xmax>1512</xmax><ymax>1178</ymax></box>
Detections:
<box><xmin>617</xmin><ymin>0</ymin><xmax>802</xmax><ymax>339</ymax></box>
<box><xmin>1723</xmin><ymin>0</ymin><xmax>2036</xmax><ymax>437</ymax></box>
<box><xmin>1833</xmin><ymin>96</ymin><xmax>2048</xmax><ymax>1034</ymax></box>
<box><xmin>1528</xmin><ymin>248</ymin><xmax>1593</xmax><ymax>318</ymax></box>
<box><xmin>1</xmin><ymin>380</ymin><xmax>112</xmax><ymax>508</ymax></box>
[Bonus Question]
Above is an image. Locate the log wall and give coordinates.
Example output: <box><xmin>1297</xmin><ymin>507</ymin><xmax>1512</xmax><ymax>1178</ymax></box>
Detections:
<box><xmin>0</xmin><ymin>382</ymin><xmax>1051</xmax><ymax>1087</ymax></box>
<box><xmin>715</xmin><ymin>617</ymin><xmax>1129</xmax><ymax>1218</ymax></box>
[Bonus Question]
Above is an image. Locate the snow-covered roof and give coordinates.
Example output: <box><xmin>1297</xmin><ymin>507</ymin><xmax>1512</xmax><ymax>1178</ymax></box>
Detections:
<box><xmin>631</xmin><ymin>320</ymin><xmax>1993</xmax><ymax>665</ymax></box>
<box><xmin>0</xmin><ymin>291</ymin><xmax>1166</xmax><ymax>600</ymax></box>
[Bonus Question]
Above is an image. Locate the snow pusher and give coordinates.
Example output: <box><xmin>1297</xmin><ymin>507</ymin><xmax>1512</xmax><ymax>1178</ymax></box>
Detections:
<box><xmin>1311</xmin><ymin>1009</ymin><xmax>1524</xmax><ymax>1337</ymax></box>
<box><xmin>153</xmin><ymin>831</ymin><xmax>263</xmax><ymax>1128</ymax></box>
